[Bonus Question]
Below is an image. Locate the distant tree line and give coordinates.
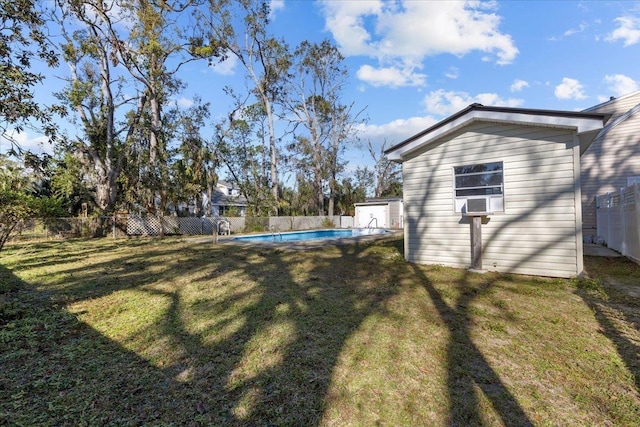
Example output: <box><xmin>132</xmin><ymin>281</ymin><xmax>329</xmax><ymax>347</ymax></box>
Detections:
<box><xmin>0</xmin><ymin>0</ymin><xmax>401</xmax><ymax>232</ymax></box>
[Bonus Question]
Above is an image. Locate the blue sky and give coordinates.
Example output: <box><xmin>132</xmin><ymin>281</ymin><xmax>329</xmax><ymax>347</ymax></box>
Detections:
<box><xmin>8</xmin><ymin>0</ymin><xmax>640</xmax><ymax>174</ymax></box>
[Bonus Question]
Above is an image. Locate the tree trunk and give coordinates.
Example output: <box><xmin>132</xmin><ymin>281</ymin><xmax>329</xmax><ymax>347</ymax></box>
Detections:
<box><xmin>328</xmin><ymin>173</ymin><xmax>336</xmax><ymax>216</ymax></box>
<box><xmin>264</xmin><ymin>97</ymin><xmax>279</xmax><ymax>215</ymax></box>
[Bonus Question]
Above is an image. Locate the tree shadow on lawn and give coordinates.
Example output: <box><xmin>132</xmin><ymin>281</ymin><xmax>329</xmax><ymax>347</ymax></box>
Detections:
<box><xmin>0</xmin><ymin>263</ymin><xmax>192</xmax><ymax>425</ymax></box>
<box><xmin>579</xmin><ymin>256</ymin><xmax>640</xmax><ymax>393</ymax></box>
<box><xmin>408</xmin><ymin>263</ymin><xmax>534</xmax><ymax>427</ymax></box>
<box><xmin>1</xmin><ymin>237</ymin><xmax>402</xmax><ymax>426</ymax></box>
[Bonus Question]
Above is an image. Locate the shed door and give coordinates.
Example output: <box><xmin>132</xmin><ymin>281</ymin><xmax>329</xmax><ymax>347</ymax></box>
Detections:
<box><xmin>356</xmin><ymin>205</ymin><xmax>387</xmax><ymax>228</ymax></box>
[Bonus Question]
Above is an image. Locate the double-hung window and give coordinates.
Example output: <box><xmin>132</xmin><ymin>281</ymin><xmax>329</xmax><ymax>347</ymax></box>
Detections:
<box><xmin>453</xmin><ymin>161</ymin><xmax>504</xmax><ymax>213</ymax></box>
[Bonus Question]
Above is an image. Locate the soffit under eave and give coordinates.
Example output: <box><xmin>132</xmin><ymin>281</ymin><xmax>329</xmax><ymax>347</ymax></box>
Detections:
<box><xmin>579</xmin><ymin>129</ymin><xmax>601</xmax><ymax>155</ymax></box>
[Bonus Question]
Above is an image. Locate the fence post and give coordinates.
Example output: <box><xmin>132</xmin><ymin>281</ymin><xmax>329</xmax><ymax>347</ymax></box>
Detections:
<box><xmin>606</xmin><ymin>193</ymin><xmax>612</xmax><ymax>245</ymax></box>
<box><xmin>112</xmin><ymin>214</ymin><xmax>116</xmax><ymax>239</ymax></box>
<box><xmin>636</xmin><ymin>183</ymin><xmax>640</xmax><ymax>259</ymax></box>
<box><xmin>620</xmin><ymin>188</ymin><xmax>626</xmax><ymax>256</ymax></box>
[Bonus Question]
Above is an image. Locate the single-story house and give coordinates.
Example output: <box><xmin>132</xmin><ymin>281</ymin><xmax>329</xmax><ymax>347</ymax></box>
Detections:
<box><xmin>581</xmin><ymin>91</ymin><xmax>640</xmax><ymax>243</ymax></box>
<box><xmin>354</xmin><ymin>198</ymin><xmax>404</xmax><ymax>229</ymax></box>
<box><xmin>385</xmin><ymin>104</ymin><xmax>607</xmax><ymax>278</ymax></box>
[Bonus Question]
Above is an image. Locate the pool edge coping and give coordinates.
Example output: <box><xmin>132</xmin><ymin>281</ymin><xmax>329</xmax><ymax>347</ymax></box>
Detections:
<box><xmin>187</xmin><ymin>229</ymin><xmax>403</xmax><ymax>250</ymax></box>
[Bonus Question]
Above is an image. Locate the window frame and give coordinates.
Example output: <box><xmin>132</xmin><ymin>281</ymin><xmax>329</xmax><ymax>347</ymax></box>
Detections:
<box><xmin>452</xmin><ymin>161</ymin><xmax>504</xmax><ymax>213</ymax></box>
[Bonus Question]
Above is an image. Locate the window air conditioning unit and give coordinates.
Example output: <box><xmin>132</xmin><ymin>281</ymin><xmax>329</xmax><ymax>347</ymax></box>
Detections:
<box><xmin>467</xmin><ymin>198</ymin><xmax>488</xmax><ymax>214</ymax></box>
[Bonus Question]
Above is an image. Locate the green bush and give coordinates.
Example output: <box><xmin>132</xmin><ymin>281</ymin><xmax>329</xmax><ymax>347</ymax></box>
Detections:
<box><xmin>0</xmin><ymin>191</ymin><xmax>66</xmax><ymax>253</ymax></box>
<box><xmin>321</xmin><ymin>217</ymin><xmax>336</xmax><ymax>229</ymax></box>
<box><xmin>244</xmin><ymin>217</ymin><xmax>268</xmax><ymax>233</ymax></box>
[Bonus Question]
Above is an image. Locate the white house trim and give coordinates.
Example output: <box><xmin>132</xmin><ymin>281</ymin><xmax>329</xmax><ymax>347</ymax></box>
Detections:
<box><xmin>387</xmin><ymin>104</ymin><xmax>609</xmax><ymax>161</ymax></box>
<box><xmin>585</xmin><ymin>102</ymin><xmax>640</xmax><ymax>153</ymax></box>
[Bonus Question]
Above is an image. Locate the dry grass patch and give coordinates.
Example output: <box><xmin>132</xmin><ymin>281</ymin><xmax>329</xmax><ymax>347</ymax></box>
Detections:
<box><xmin>1</xmin><ymin>237</ymin><xmax>639</xmax><ymax>426</ymax></box>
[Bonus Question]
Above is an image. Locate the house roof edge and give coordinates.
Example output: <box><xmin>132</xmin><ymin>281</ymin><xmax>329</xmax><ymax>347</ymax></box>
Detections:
<box><xmin>385</xmin><ymin>104</ymin><xmax>607</xmax><ymax>161</ymax></box>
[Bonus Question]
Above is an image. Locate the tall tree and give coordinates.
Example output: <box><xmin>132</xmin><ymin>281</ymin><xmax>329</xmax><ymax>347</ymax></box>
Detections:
<box><xmin>55</xmin><ymin>0</ymin><xmax>138</xmax><ymax>213</ymax></box>
<box><xmin>0</xmin><ymin>0</ymin><xmax>62</xmax><ymax>153</ymax></box>
<box><xmin>286</xmin><ymin>39</ymin><xmax>363</xmax><ymax>216</ymax></box>
<box><xmin>169</xmin><ymin>99</ymin><xmax>218</xmax><ymax>216</ymax></box>
<box><xmin>368</xmin><ymin>139</ymin><xmax>402</xmax><ymax>198</ymax></box>
<box><xmin>201</xmin><ymin>0</ymin><xmax>291</xmax><ymax>215</ymax></box>
<box><xmin>58</xmin><ymin>0</ymin><xmax>226</xmax><ymax>216</ymax></box>
<box><xmin>333</xmin><ymin>177</ymin><xmax>365</xmax><ymax>216</ymax></box>
<box><xmin>214</xmin><ymin>100</ymin><xmax>273</xmax><ymax>216</ymax></box>
<box><xmin>354</xmin><ymin>165</ymin><xmax>375</xmax><ymax>199</ymax></box>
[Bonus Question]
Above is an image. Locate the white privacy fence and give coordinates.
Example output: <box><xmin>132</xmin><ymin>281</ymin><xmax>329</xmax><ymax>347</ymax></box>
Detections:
<box><xmin>596</xmin><ymin>183</ymin><xmax>640</xmax><ymax>262</ymax></box>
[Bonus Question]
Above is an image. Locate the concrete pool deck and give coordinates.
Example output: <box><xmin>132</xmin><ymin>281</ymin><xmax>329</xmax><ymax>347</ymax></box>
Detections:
<box><xmin>189</xmin><ymin>229</ymin><xmax>404</xmax><ymax>250</ymax></box>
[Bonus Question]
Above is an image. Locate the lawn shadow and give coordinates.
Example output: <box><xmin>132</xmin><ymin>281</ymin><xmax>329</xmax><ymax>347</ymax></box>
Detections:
<box><xmin>1</xmin><ymin>237</ymin><xmax>402</xmax><ymax>425</ymax></box>
<box><xmin>579</xmin><ymin>256</ymin><xmax>640</xmax><ymax>393</ymax></box>
<box><xmin>408</xmin><ymin>263</ymin><xmax>534</xmax><ymax>427</ymax></box>
<box><xmin>0</xmin><ymin>263</ymin><xmax>198</xmax><ymax>425</ymax></box>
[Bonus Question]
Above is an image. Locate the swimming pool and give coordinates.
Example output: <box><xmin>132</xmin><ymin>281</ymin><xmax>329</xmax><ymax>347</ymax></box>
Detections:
<box><xmin>232</xmin><ymin>228</ymin><xmax>390</xmax><ymax>243</ymax></box>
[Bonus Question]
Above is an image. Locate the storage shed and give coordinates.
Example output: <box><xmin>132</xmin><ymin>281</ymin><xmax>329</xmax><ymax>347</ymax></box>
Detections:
<box><xmin>354</xmin><ymin>198</ymin><xmax>404</xmax><ymax>229</ymax></box>
<box><xmin>385</xmin><ymin>104</ymin><xmax>606</xmax><ymax>278</ymax></box>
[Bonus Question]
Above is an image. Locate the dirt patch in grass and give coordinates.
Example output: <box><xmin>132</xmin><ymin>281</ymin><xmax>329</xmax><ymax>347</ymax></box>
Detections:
<box><xmin>1</xmin><ymin>237</ymin><xmax>639</xmax><ymax>426</ymax></box>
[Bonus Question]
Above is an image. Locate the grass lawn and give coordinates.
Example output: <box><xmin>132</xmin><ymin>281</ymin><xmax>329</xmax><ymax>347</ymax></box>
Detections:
<box><xmin>1</xmin><ymin>236</ymin><xmax>639</xmax><ymax>426</ymax></box>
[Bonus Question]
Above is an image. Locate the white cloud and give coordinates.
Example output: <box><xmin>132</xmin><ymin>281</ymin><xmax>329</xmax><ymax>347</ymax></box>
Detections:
<box><xmin>320</xmin><ymin>1</ymin><xmax>382</xmax><ymax>58</ymax></box>
<box><xmin>555</xmin><ymin>77</ymin><xmax>587</xmax><ymax>100</ymax></box>
<box><xmin>423</xmin><ymin>89</ymin><xmax>524</xmax><ymax>116</ymax></box>
<box><xmin>510</xmin><ymin>79</ymin><xmax>529</xmax><ymax>92</ymax></box>
<box><xmin>0</xmin><ymin>129</ymin><xmax>52</xmax><ymax>155</ymax></box>
<box><xmin>360</xmin><ymin>116</ymin><xmax>437</xmax><ymax>140</ymax></box>
<box><xmin>357</xmin><ymin>115</ymin><xmax>439</xmax><ymax>154</ymax></box>
<box><xmin>604</xmin><ymin>74</ymin><xmax>639</xmax><ymax>96</ymax></box>
<box><xmin>445</xmin><ymin>66</ymin><xmax>459</xmax><ymax>79</ymax></box>
<box><xmin>177</xmin><ymin>97</ymin><xmax>194</xmax><ymax>108</ymax></box>
<box><xmin>269</xmin><ymin>0</ymin><xmax>285</xmax><ymax>17</ymax></box>
<box><xmin>356</xmin><ymin>64</ymin><xmax>426</xmax><ymax>88</ymax></box>
<box><xmin>606</xmin><ymin>16</ymin><xmax>640</xmax><ymax>46</ymax></box>
<box><xmin>564</xmin><ymin>22</ymin><xmax>588</xmax><ymax>37</ymax></box>
<box><xmin>209</xmin><ymin>55</ymin><xmax>238</xmax><ymax>76</ymax></box>
<box><xmin>82</xmin><ymin>0</ymin><xmax>134</xmax><ymax>31</ymax></box>
<box><xmin>320</xmin><ymin>0</ymin><xmax>518</xmax><ymax>87</ymax></box>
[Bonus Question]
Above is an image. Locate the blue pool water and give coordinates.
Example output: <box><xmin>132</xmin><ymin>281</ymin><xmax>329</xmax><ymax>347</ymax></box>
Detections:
<box><xmin>233</xmin><ymin>228</ymin><xmax>389</xmax><ymax>243</ymax></box>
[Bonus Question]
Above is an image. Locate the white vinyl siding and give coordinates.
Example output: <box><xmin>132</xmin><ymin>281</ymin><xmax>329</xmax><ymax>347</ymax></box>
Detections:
<box><xmin>403</xmin><ymin>121</ymin><xmax>581</xmax><ymax>278</ymax></box>
<box><xmin>388</xmin><ymin>200</ymin><xmax>403</xmax><ymax>228</ymax></box>
<box><xmin>581</xmin><ymin>92</ymin><xmax>640</xmax><ymax>239</ymax></box>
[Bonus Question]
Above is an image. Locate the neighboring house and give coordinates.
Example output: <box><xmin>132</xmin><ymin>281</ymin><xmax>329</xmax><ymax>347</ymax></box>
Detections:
<box><xmin>385</xmin><ymin>104</ymin><xmax>606</xmax><ymax>278</ymax></box>
<box><xmin>203</xmin><ymin>180</ymin><xmax>248</xmax><ymax>217</ymax></box>
<box><xmin>581</xmin><ymin>91</ymin><xmax>640</xmax><ymax>243</ymax></box>
<box><xmin>354</xmin><ymin>198</ymin><xmax>404</xmax><ymax>229</ymax></box>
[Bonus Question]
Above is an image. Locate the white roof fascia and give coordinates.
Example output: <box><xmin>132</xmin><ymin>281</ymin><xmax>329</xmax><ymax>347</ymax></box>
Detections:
<box><xmin>592</xmin><ymin>102</ymin><xmax>640</xmax><ymax>141</ymax></box>
<box><xmin>583</xmin><ymin>90</ymin><xmax>640</xmax><ymax>112</ymax></box>
<box><xmin>580</xmin><ymin>102</ymin><xmax>640</xmax><ymax>155</ymax></box>
<box><xmin>387</xmin><ymin>109</ymin><xmax>605</xmax><ymax>161</ymax></box>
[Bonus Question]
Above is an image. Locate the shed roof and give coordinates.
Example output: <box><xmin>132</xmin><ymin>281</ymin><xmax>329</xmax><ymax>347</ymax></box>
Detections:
<box><xmin>354</xmin><ymin>197</ymin><xmax>402</xmax><ymax>207</ymax></box>
<box><xmin>385</xmin><ymin>104</ymin><xmax>608</xmax><ymax>161</ymax></box>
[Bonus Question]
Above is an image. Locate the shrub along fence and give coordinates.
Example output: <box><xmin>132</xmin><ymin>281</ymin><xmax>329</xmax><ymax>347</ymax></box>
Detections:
<box><xmin>10</xmin><ymin>215</ymin><xmax>356</xmax><ymax>241</ymax></box>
